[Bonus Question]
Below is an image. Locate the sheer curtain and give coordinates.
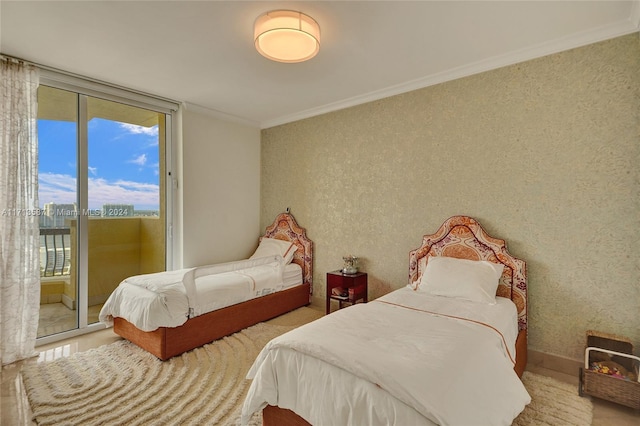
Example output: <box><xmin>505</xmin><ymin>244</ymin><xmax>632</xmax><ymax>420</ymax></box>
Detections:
<box><xmin>0</xmin><ymin>58</ymin><xmax>40</xmax><ymax>365</ymax></box>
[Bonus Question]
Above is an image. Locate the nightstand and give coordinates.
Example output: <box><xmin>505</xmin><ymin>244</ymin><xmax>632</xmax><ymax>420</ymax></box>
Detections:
<box><xmin>326</xmin><ymin>270</ymin><xmax>368</xmax><ymax>314</ymax></box>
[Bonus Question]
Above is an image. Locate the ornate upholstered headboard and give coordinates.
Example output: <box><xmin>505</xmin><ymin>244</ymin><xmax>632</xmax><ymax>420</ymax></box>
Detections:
<box><xmin>408</xmin><ymin>216</ymin><xmax>527</xmax><ymax>331</ymax></box>
<box><xmin>263</xmin><ymin>212</ymin><xmax>313</xmax><ymax>292</ymax></box>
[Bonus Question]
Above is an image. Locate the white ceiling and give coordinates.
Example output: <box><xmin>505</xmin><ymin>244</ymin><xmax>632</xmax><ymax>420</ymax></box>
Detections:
<box><xmin>1</xmin><ymin>1</ymin><xmax>639</xmax><ymax>129</ymax></box>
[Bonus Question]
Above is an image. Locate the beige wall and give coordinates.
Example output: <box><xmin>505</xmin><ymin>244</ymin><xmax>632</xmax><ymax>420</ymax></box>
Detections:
<box><xmin>181</xmin><ymin>108</ymin><xmax>261</xmax><ymax>267</ymax></box>
<box><xmin>260</xmin><ymin>34</ymin><xmax>640</xmax><ymax>360</ymax></box>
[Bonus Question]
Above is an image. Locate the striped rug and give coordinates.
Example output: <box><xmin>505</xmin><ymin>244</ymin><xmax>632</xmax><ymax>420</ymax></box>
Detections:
<box><xmin>22</xmin><ymin>315</ymin><xmax>592</xmax><ymax>425</ymax></box>
<box><xmin>21</xmin><ymin>321</ymin><xmax>290</xmax><ymax>426</ymax></box>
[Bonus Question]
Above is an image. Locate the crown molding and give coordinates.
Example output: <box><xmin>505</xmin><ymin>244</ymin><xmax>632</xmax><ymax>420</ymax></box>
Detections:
<box><xmin>182</xmin><ymin>102</ymin><xmax>260</xmax><ymax>129</ymax></box>
<box><xmin>260</xmin><ymin>16</ymin><xmax>640</xmax><ymax>129</ymax></box>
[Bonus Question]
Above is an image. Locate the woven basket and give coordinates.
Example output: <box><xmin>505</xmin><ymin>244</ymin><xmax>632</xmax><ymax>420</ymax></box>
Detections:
<box><xmin>579</xmin><ymin>330</ymin><xmax>640</xmax><ymax>409</ymax></box>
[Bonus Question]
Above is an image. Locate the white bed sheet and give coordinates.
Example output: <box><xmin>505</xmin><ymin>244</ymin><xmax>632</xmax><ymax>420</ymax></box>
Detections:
<box><xmin>99</xmin><ymin>259</ymin><xmax>303</xmax><ymax>332</ymax></box>
<box><xmin>195</xmin><ymin>262</ymin><xmax>302</xmax><ymax>313</ymax></box>
<box><xmin>282</xmin><ymin>263</ymin><xmax>302</xmax><ymax>289</ymax></box>
<box><xmin>242</xmin><ymin>287</ymin><xmax>530</xmax><ymax>426</ymax></box>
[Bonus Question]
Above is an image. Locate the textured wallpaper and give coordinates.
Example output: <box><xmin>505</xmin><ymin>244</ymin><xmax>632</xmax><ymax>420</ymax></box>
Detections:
<box><xmin>260</xmin><ymin>34</ymin><xmax>640</xmax><ymax>360</ymax></box>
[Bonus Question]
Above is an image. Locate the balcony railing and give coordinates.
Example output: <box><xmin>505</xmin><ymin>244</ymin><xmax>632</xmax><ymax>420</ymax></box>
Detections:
<box><xmin>40</xmin><ymin>228</ymin><xmax>71</xmax><ymax>277</ymax></box>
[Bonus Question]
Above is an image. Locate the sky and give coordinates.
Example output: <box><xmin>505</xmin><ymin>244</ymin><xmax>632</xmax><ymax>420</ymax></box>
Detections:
<box><xmin>38</xmin><ymin>118</ymin><xmax>160</xmax><ymax>211</ymax></box>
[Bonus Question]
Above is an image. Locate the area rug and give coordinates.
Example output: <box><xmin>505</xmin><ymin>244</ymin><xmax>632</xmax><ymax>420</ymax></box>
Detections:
<box><xmin>21</xmin><ymin>321</ymin><xmax>290</xmax><ymax>426</ymax></box>
<box><xmin>514</xmin><ymin>371</ymin><xmax>593</xmax><ymax>426</ymax></box>
<box><xmin>22</xmin><ymin>315</ymin><xmax>592</xmax><ymax>426</ymax></box>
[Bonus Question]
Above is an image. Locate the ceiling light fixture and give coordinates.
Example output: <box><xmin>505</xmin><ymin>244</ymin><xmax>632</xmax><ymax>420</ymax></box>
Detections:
<box><xmin>254</xmin><ymin>10</ymin><xmax>320</xmax><ymax>63</ymax></box>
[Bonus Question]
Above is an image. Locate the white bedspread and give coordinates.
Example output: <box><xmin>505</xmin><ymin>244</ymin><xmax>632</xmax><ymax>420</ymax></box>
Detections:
<box><xmin>99</xmin><ymin>255</ymin><xmax>286</xmax><ymax>331</ymax></box>
<box><xmin>242</xmin><ymin>287</ymin><xmax>530</xmax><ymax>426</ymax></box>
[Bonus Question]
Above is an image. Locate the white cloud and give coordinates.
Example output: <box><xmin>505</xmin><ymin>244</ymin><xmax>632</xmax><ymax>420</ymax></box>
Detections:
<box><xmin>38</xmin><ymin>172</ymin><xmax>159</xmax><ymax>210</ymax></box>
<box><xmin>89</xmin><ymin>178</ymin><xmax>158</xmax><ymax>208</ymax></box>
<box><xmin>112</xmin><ymin>179</ymin><xmax>159</xmax><ymax>192</ymax></box>
<box><xmin>88</xmin><ymin>166</ymin><xmax>98</xmax><ymax>176</ymax></box>
<box><xmin>120</xmin><ymin>123</ymin><xmax>158</xmax><ymax>137</ymax></box>
<box><xmin>129</xmin><ymin>154</ymin><xmax>147</xmax><ymax>166</ymax></box>
<box><xmin>38</xmin><ymin>173</ymin><xmax>77</xmax><ymax>205</ymax></box>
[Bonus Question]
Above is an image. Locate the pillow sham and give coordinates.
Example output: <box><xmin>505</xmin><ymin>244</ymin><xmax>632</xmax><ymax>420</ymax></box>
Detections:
<box><xmin>249</xmin><ymin>237</ymin><xmax>297</xmax><ymax>264</ymax></box>
<box><xmin>417</xmin><ymin>256</ymin><xmax>504</xmax><ymax>304</ymax></box>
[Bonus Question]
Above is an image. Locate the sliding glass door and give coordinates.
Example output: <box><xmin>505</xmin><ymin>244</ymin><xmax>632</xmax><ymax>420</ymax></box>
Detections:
<box><xmin>84</xmin><ymin>96</ymin><xmax>166</xmax><ymax>326</ymax></box>
<box><xmin>37</xmin><ymin>82</ymin><xmax>172</xmax><ymax>342</ymax></box>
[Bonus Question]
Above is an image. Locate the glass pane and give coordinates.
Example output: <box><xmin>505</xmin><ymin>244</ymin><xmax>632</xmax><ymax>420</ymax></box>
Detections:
<box><xmin>37</xmin><ymin>86</ymin><xmax>79</xmax><ymax>337</ymax></box>
<box><xmin>86</xmin><ymin>97</ymin><xmax>166</xmax><ymax>325</ymax></box>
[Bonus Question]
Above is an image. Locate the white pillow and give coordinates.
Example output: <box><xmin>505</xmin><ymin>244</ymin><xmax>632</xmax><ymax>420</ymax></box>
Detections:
<box><xmin>249</xmin><ymin>237</ymin><xmax>297</xmax><ymax>264</ymax></box>
<box><xmin>418</xmin><ymin>256</ymin><xmax>504</xmax><ymax>304</ymax></box>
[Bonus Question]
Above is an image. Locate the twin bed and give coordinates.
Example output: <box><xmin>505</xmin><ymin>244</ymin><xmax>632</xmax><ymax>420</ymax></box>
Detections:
<box><xmin>101</xmin><ymin>214</ymin><xmax>530</xmax><ymax>425</ymax></box>
<box><xmin>99</xmin><ymin>212</ymin><xmax>313</xmax><ymax>360</ymax></box>
<box><xmin>242</xmin><ymin>215</ymin><xmax>530</xmax><ymax>426</ymax></box>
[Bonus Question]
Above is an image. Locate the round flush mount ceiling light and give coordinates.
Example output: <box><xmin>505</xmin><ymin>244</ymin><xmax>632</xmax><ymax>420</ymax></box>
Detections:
<box><xmin>254</xmin><ymin>10</ymin><xmax>320</xmax><ymax>63</ymax></box>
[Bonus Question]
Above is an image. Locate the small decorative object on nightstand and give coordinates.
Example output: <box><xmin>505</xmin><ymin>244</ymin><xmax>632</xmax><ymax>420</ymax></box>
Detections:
<box><xmin>341</xmin><ymin>255</ymin><xmax>359</xmax><ymax>274</ymax></box>
<box><xmin>326</xmin><ymin>270</ymin><xmax>368</xmax><ymax>314</ymax></box>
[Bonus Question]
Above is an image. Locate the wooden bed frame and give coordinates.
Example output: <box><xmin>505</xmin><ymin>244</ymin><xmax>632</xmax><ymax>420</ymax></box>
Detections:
<box><xmin>113</xmin><ymin>212</ymin><xmax>313</xmax><ymax>360</ymax></box>
<box><xmin>262</xmin><ymin>215</ymin><xmax>527</xmax><ymax>426</ymax></box>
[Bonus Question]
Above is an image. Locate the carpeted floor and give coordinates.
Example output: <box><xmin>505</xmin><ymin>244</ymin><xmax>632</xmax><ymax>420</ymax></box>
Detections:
<box><xmin>515</xmin><ymin>372</ymin><xmax>593</xmax><ymax>426</ymax></box>
<box><xmin>22</xmin><ymin>307</ymin><xmax>592</xmax><ymax>426</ymax></box>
